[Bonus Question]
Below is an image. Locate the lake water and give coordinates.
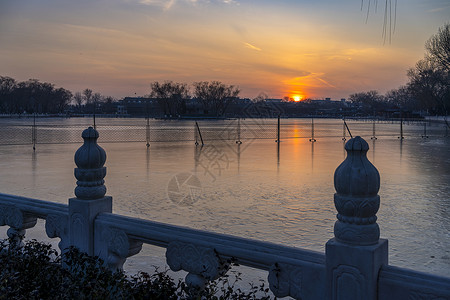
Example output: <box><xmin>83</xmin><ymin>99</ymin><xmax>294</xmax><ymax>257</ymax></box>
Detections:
<box><xmin>0</xmin><ymin>117</ymin><xmax>449</xmax><ymax>278</ymax></box>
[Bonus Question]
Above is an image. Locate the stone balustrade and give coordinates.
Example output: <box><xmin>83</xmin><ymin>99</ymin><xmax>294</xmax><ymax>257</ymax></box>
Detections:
<box><xmin>0</xmin><ymin>127</ymin><xmax>449</xmax><ymax>299</ymax></box>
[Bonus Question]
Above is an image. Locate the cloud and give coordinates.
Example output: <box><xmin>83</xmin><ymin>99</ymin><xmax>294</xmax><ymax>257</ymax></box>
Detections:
<box><xmin>285</xmin><ymin>73</ymin><xmax>336</xmax><ymax>89</ymax></box>
<box><xmin>138</xmin><ymin>0</ymin><xmax>237</xmax><ymax>10</ymax></box>
<box><xmin>253</xmin><ymin>63</ymin><xmax>309</xmax><ymax>78</ymax></box>
<box><xmin>428</xmin><ymin>5</ymin><xmax>450</xmax><ymax>13</ymax></box>
<box><xmin>138</xmin><ymin>0</ymin><xmax>176</xmax><ymax>10</ymax></box>
<box><xmin>244</xmin><ymin>42</ymin><xmax>262</xmax><ymax>51</ymax></box>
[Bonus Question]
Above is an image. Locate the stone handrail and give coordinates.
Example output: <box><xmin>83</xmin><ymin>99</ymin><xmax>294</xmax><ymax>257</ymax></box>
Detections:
<box><xmin>94</xmin><ymin>212</ymin><xmax>325</xmax><ymax>298</ymax></box>
<box><xmin>0</xmin><ymin>193</ymin><xmax>69</xmax><ymax>249</ymax></box>
<box><xmin>378</xmin><ymin>265</ymin><xmax>450</xmax><ymax>299</ymax></box>
<box><xmin>1</xmin><ymin>126</ymin><xmax>449</xmax><ymax>299</ymax></box>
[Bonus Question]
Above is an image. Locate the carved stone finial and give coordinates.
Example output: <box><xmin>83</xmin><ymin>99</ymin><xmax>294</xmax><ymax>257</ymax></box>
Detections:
<box><xmin>74</xmin><ymin>127</ymin><xmax>107</xmax><ymax>200</ymax></box>
<box><xmin>333</xmin><ymin>136</ymin><xmax>380</xmax><ymax>245</ymax></box>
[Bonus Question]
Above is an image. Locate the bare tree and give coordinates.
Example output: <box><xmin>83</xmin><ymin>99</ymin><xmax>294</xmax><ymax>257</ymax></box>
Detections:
<box><xmin>0</xmin><ymin>76</ymin><xmax>17</xmax><ymax>113</ymax></box>
<box><xmin>349</xmin><ymin>90</ymin><xmax>385</xmax><ymax>113</ymax></box>
<box><xmin>192</xmin><ymin>81</ymin><xmax>240</xmax><ymax>116</ymax></box>
<box><xmin>253</xmin><ymin>92</ymin><xmax>269</xmax><ymax>103</ymax></box>
<box><xmin>83</xmin><ymin>89</ymin><xmax>93</xmax><ymax>105</ymax></box>
<box><xmin>385</xmin><ymin>86</ymin><xmax>418</xmax><ymax>111</ymax></box>
<box><xmin>405</xmin><ymin>24</ymin><xmax>450</xmax><ymax>115</ymax></box>
<box><xmin>91</xmin><ymin>92</ymin><xmax>102</xmax><ymax>114</ymax></box>
<box><xmin>425</xmin><ymin>23</ymin><xmax>450</xmax><ymax>72</ymax></box>
<box><xmin>407</xmin><ymin>59</ymin><xmax>448</xmax><ymax>114</ymax></box>
<box><xmin>73</xmin><ymin>92</ymin><xmax>83</xmax><ymax>109</ymax></box>
<box><xmin>150</xmin><ymin>81</ymin><xmax>190</xmax><ymax>116</ymax></box>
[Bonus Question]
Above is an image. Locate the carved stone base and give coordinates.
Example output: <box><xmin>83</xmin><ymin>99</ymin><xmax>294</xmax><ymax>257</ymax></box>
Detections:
<box><xmin>68</xmin><ymin>196</ymin><xmax>112</xmax><ymax>255</ymax></box>
<box><xmin>326</xmin><ymin>238</ymin><xmax>388</xmax><ymax>300</ymax></box>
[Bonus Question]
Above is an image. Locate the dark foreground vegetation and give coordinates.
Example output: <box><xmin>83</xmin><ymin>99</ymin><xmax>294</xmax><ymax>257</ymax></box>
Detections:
<box><xmin>0</xmin><ymin>239</ymin><xmax>272</xmax><ymax>300</ymax></box>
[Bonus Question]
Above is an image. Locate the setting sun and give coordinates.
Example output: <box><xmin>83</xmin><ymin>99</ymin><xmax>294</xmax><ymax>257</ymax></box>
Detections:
<box><xmin>292</xmin><ymin>95</ymin><xmax>303</xmax><ymax>102</ymax></box>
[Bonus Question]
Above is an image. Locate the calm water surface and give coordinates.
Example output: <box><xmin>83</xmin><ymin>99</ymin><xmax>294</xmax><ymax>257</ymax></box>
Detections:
<box><xmin>0</xmin><ymin>118</ymin><xmax>449</xmax><ymax>277</ymax></box>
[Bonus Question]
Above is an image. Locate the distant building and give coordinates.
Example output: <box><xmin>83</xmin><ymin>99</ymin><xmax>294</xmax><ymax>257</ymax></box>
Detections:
<box><xmin>266</xmin><ymin>98</ymin><xmax>283</xmax><ymax>103</ymax></box>
<box><xmin>119</xmin><ymin>97</ymin><xmax>162</xmax><ymax>117</ymax></box>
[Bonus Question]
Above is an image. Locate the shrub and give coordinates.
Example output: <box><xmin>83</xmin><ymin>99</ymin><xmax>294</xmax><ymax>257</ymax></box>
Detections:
<box><xmin>0</xmin><ymin>239</ymin><xmax>273</xmax><ymax>299</ymax></box>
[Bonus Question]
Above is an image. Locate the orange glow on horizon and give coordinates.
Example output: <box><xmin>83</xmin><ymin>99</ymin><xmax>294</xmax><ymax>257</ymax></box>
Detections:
<box><xmin>290</xmin><ymin>94</ymin><xmax>306</xmax><ymax>102</ymax></box>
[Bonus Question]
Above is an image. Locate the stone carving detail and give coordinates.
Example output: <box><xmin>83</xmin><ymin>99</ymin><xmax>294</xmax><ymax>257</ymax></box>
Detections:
<box><xmin>74</xmin><ymin>127</ymin><xmax>107</xmax><ymax>200</ymax></box>
<box><xmin>166</xmin><ymin>241</ymin><xmax>229</xmax><ymax>281</ymax></box>
<box><xmin>333</xmin><ymin>136</ymin><xmax>380</xmax><ymax>245</ymax></box>
<box><xmin>332</xmin><ymin>265</ymin><xmax>364</xmax><ymax>300</ymax></box>
<box><xmin>268</xmin><ymin>263</ymin><xmax>302</xmax><ymax>299</ymax></box>
<box><xmin>102</xmin><ymin>227</ymin><xmax>143</xmax><ymax>269</ymax></box>
<box><xmin>70</xmin><ymin>212</ymin><xmax>86</xmax><ymax>244</ymax></box>
<box><xmin>0</xmin><ymin>204</ymin><xmax>37</xmax><ymax>244</ymax></box>
<box><xmin>45</xmin><ymin>213</ymin><xmax>69</xmax><ymax>252</ymax></box>
<box><xmin>0</xmin><ymin>205</ymin><xmax>36</xmax><ymax>229</ymax></box>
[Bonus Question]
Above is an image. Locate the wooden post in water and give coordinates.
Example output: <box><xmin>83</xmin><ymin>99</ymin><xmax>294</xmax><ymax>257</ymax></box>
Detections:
<box><xmin>275</xmin><ymin>115</ymin><xmax>281</xmax><ymax>143</ymax></box>
<box><xmin>32</xmin><ymin>112</ymin><xmax>37</xmax><ymax>151</ymax></box>
<box><xmin>146</xmin><ymin>117</ymin><xmax>150</xmax><ymax>147</ymax></box>
<box><xmin>236</xmin><ymin>118</ymin><xmax>242</xmax><ymax>144</ymax></box>
<box><xmin>421</xmin><ymin>122</ymin><xmax>429</xmax><ymax>138</ymax></box>
<box><xmin>445</xmin><ymin>119</ymin><xmax>449</xmax><ymax>137</ymax></box>
<box><xmin>309</xmin><ymin>118</ymin><xmax>316</xmax><ymax>142</ymax></box>
<box><xmin>342</xmin><ymin>119</ymin><xmax>346</xmax><ymax>141</ymax></box>
<box><xmin>195</xmin><ymin>121</ymin><xmax>204</xmax><ymax>146</ymax></box>
<box><xmin>398</xmin><ymin>117</ymin><xmax>404</xmax><ymax>140</ymax></box>
<box><xmin>371</xmin><ymin>118</ymin><xmax>377</xmax><ymax>140</ymax></box>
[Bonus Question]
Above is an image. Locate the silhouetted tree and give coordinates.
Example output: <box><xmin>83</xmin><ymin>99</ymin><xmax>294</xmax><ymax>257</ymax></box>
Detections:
<box><xmin>0</xmin><ymin>77</ymin><xmax>71</xmax><ymax>114</ymax></box>
<box><xmin>150</xmin><ymin>81</ymin><xmax>190</xmax><ymax>116</ymax></box>
<box><xmin>385</xmin><ymin>86</ymin><xmax>418</xmax><ymax>112</ymax></box>
<box><xmin>253</xmin><ymin>92</ymin><xmax>269</xmax><ymax>103</ymax></box>
<box><xmin>349</xmin><ymin>90</ymin><xmax>385</xmax><ymax>113</ymax></box>
<box><xmin>0</xmin><ymin>76</ymin><xmax>17</xmax><ymax>113</ymax></box>
<box><xmin>83</xmin><ymin>89</ymin><xmax>93</xmax><ymax>106</ymax></box>
<box><xmin>73</xmin><ymin>92</ymin><xmax>84</xmax><ymax>111</ymax></box>
<box><xmin>407</xmin><ymin>59</ymin><xmax>449</xmax><ymax>114</ymax></box>
<box><xmin>192</xmin><ymin>81</ymin><xmax>240</xmax><ymax>116</ymax></box>
<box><xmin>101</xmin><ymin>96</ymin><xmax>116</xmax><ymax>114</ymax></box>
<box><xmin>425</xmin><ymin>23</ymin><xmax>450</xmax><ymax>72</ymax></box>
<box><xmin>51</xmin><ymin>88</ymin><xmax>72</xmax><ymax>113</ymax></box>
<box><xmin>405</xmin><ymin>23</ymin><xmax>450</xmax><ymax>115</ymax></box>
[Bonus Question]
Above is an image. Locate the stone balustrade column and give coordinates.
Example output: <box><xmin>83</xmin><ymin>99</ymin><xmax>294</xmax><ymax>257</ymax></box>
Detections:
<box><xmin>69</xmin><ymin>127</ymin><xmax>112</xmax><ymax>255</ymax></box>
<box><xmin>326</xmin><ymin>136</ymin><xmax>388</xmax><ymax>300</ymax></box>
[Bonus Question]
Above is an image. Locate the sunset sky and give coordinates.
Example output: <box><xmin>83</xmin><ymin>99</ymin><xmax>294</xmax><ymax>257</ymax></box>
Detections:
<box><xmin>0</xmin><ymin>0</ymin><xmax>449</xmax><ymax>100</ymax></box>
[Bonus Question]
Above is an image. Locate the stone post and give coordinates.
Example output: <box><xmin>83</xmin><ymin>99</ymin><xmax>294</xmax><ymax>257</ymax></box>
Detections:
<box><xmin>326</xmin><ymin>136</ymin><xmax>388</xmax><ymax>300</ymax></box>
<box><xmin>69</xmin><ymin>127</ymin><xmax>112</xmax><ymax>255</ymax></box>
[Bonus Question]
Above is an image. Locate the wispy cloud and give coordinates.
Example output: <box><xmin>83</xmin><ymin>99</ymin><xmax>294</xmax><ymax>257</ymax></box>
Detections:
<box><xmin>285</xmin><ymin>73</ymin><xmax>336</xmax><ymax>89</ymax></box>
<box><xmin>244</xmin><ymin>42</ymin><xmax>262</xmax><ymax>51</ymax></box>
<box><xmin>138</xmin><ymin>0</ymin><xmax>237</xmax><ymax>10</ymax></box>
<box><xmin>428</xmin><ymin>5</ymin><xmax>450</xmax><ymax>13</ymax></box>
<box><xmin>138</xmin><ymin>0</ymin><xmax>176</xmax><ymax>10</ymax></box>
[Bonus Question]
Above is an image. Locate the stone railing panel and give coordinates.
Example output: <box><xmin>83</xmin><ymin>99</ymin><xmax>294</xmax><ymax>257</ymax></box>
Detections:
<box><xmin>378</xmin><ymin>265</ymin><xmax>450</xmax><ymax>300</ymax></box>
<box><xmin>94</xmin><ymin>212</ymin><xmax>326</xmax><ymax>299</ymax></box>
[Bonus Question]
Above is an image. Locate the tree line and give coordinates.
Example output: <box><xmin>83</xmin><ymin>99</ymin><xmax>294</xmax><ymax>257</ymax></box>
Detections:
<box><xmin>350</xmin><ymin>23</ymin><xmax>450</xmax><ymax>116</ymax></box>
<box><xmin>0</xmin><ymin>77</ymin><xmax>73</xmax><ymax>114</ymax></box>
<box><xmin>0</xmin><ymin>77</ymin><xmax>118</xmax><ymax>115</ymax></box>
<box><xmin>149</xmin><ymin>80</ymin><xmax>240</xmax><ymax>116</ymax></box>
<box><xmin>0</xmin><ymin>76</ymin><xmax>240</xmax><ymax>116</ymax></box>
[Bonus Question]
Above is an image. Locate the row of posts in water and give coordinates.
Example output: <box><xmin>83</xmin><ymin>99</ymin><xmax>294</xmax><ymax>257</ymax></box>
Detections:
<box><xmin>27</xmin><ymin>115</ymin><xmax>450</xmax><ymax>150</ymax></box>
<box><xmin>192</xmin><ymin>116</ymin><xmax>449</xmax><ymax>147</ymax></box>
